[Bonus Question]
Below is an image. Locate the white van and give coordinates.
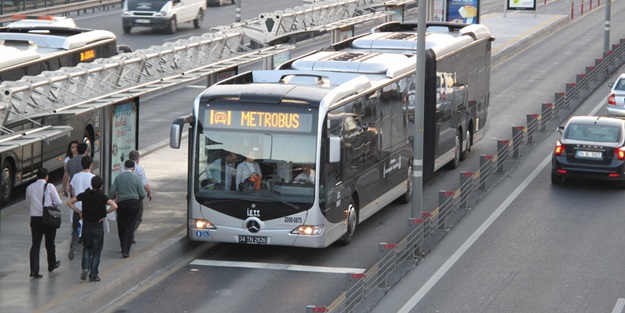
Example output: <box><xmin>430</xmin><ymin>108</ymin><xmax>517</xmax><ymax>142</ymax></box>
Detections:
<box><xmin>122</xmin><ymin>0</ymin><xmax>206</xmax><ymax>34</ymax></box>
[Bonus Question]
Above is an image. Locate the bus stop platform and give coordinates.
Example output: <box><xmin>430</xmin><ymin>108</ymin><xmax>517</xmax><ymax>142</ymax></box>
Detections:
<box><xmin>0</xmin><ymin>12</ymin><xmax>569</xmax><ymax>313</ymax></box>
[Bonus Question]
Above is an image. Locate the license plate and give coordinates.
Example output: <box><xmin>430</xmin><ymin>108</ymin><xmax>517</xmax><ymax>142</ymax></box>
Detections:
<box><xmin>136</xmin><ymin>19</ymin><xmax>150</xmax><ymax>24</ymax></box>
<box><xmin>576</xmin><ymin>151</ymin><xmax>602</xmax><ymax>159</ymax></box>
<box><xmin>238</xmin><ymin>235</ymin><xmax>268</xmax><ymax>245</ymax></box>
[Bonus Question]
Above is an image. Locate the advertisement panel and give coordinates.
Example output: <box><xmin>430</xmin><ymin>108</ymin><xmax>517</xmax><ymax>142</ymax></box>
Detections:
<box><xmin>446</xmin><ymin>0</ymin><xmax>480</xmax><ymax>24</ymax></box>
<box><xmin>109</xmin><ymin>98</ymin><xmax>139</xmax><ymax>185</ymax></box>
<box><xmin>507</xmin><ymin>0</ymin><xmax>536</xmax><ymax>10</ymax></box>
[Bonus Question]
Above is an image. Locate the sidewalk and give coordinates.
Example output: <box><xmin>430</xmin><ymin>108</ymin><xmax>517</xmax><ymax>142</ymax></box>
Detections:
<box><xmin>0</xmin><ymin>12</ymin><xmax>568</xmax><ymax>313</ymax></box>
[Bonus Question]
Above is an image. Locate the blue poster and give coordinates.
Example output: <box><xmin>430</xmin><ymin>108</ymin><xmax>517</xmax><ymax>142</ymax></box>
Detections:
<box><xmin>446</xmin><ymin>0</ymin><xmax>480</xmax><ymax>24</ymax></box>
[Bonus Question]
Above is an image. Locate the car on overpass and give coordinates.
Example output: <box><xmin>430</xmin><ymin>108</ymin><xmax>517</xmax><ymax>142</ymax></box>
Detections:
<box><xmin>551</xmin><ymin>115</ymin><xmax>625</xmax><ymax>185</ymax></box>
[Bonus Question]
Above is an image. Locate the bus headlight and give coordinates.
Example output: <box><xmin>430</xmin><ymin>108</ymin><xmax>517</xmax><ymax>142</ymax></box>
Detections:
<box><xmin>291</xmin><ymin>225</ymin><xmax>324</xmax><ymax>236</ymax></box>
<box><xmin>194</xmin><ymin>219</ymin><xmax>216</xmax><ymax>230</ymax></box>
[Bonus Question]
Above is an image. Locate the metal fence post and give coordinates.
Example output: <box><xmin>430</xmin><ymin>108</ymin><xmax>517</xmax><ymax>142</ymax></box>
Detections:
<box><xmin>496</xmin><ymin>140</ymin><xmax>509</xmax><ymax>173</ymax></box>
<box><xmin>526</xmin><ymin>114</ymin><xmax>539</xmax><ymax>144</ymax></box>
<box><xmin>408</xmin><ymin>217</ymin><xmax>424</xmax><ymax>258</ymax></box>
<box><xmin>459</xmin><ymin>171</ymin><xmax>473</xmax><ymax>210</ymax></box>
<box><xmin>512</xmin><ymin>126</ymin><xmax>525</xmax><ymax>159</ymax></box>
<box><xmin>438</xmin><ymin>191</ymin><xmax>454</xmax><ymax>229</ymax></box>
<box><xmin>479</xmin><ymin>155</ymin><xmax>493</xmax><ymax>191</ymax></box>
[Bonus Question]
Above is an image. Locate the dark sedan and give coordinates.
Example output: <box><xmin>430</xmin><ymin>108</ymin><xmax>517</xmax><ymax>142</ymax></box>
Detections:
<box><xmin>551</xmin><ymin>116</ymin><xmax>625</xmax><ymax>185</ymax></box>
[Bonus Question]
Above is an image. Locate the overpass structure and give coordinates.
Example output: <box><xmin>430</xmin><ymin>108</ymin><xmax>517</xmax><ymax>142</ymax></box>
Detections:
<box><xmin>0</xmin><ymin>0</ymin><xmax>409</xmax><ymax>149</ymax></box>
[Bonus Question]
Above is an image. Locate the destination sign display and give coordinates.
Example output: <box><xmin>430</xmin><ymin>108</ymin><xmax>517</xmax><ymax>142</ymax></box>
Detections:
<box><xmin>206</xmin><ymin>109</ymin><xmax>313</xmax><ymax>133</ymax></box>
<box><xmin>80</xmin><ymin>49</ymin><xmax>96</xmax><ymax>62</ymax></box>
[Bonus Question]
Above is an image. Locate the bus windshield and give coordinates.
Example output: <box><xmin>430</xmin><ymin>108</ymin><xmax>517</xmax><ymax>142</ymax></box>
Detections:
<box><xmin>195</xmin><ymin>126</ymin><xmax>318</xmax><ymax>204</ymax></box>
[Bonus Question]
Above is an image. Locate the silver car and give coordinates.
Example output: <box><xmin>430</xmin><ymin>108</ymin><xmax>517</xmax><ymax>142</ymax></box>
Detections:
<box><xmin>607</xmin><ymin>73</ymin><xmax>625</xmax><ymax>117</ymax></box>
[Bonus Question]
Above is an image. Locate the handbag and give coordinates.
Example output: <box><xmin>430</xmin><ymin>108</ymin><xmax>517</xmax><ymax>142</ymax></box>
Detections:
<box><xmin>42</xmin><ymin>183</ymin><xmax>62</xmax><ymax>229</ymax></box>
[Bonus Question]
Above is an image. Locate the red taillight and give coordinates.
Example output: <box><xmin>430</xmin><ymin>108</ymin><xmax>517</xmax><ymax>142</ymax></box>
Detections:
<box><xmin>616</xmin><ymin>147</ymin><xmax>625</xmax><ymax>160</ymax></box>
<box><xmin>554</xmin><ymin>142</ymin><xmax>565</xmax><ymax>156</ymax></box>
<box><xmin>608</xmin><ymin>93</ymin><xmax>616</xmax><ymax>106</ymax></box>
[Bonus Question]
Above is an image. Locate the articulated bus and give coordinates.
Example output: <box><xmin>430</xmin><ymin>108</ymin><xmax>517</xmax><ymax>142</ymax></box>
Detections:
<box><xmin>170</xmin><ymin>22</ymin><xmax>493</xmax><ymax>247</ymax></box>
<box><xmin>0</xmin><ymin>25</ymin><xmax>119</xmax><ymax>82</ymax></box>
<box><xmin>0</xmin><ymin>25</ymin><xmax>120</xmax><ymax>206</ymax></box>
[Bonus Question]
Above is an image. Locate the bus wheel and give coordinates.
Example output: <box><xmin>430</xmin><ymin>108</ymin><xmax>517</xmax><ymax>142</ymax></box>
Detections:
<box><xmin>396</xmin><ymin>160</ymin><xmax>412</xmax><ymax>204</ymax></box>
<box><xmin>1</xmin><ymin>161</ymin><xmax>13</xmax><ymax>207</ymax></box>
<box><xmin>338</xmin><ymin>199</ymin><xmax>358</xmax><ymax>246</ymax></box>
<box><xmin>123</xmin><ymin>26</ymin><xmax>131</xmax><ymax>34</ymax></box>
<box><xmin>460</xmin><ymin>128</ymin><xmax>471</xmax><ymax>161</ymax></box>
<box><xmin>448</xmin><ymin>129</ymin><xmax>461</xmax><ymax>169</ymax></box>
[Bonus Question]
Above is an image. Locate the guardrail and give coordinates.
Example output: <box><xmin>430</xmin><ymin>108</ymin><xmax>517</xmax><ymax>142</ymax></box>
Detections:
<box><xmin>0</xmin><ymin>0</ymin><xmax>119</xmax><ymax>22</ymax></box>
<box><xmin>305</xmin><ymin>37</ymin><xmax>625</xmax><ymax>313</ymax></box>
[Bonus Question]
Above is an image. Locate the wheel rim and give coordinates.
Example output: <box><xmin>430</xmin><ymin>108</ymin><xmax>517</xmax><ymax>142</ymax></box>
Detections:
<box><xmin>346</xmin><ymin>202</ymin><xmax>356</xmax><ymax>236</ymax></box>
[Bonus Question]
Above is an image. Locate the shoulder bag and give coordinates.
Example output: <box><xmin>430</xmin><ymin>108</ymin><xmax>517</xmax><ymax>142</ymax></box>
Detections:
<box><xmin>42</xmin><ymin>183</ymin><xmax>62</xmax><ymax>229</ymax></box>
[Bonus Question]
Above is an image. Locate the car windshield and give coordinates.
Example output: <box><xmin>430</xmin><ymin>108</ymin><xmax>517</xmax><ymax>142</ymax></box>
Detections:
<box><xmin>564</xmin><ymin>123</ymin><xmax>621</xmax><ymax>143</ymax></box>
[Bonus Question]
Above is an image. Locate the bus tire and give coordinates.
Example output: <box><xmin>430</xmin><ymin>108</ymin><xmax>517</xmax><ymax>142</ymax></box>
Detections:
<box><xmin>396</xmin><ymin>160</ymin><xmax>412</xmax><ymax>204</ymax></box>
<box><xmin>123</xmin><ymin>26</ymin><xmax>131</xmax><ymax>34</ymax></box>
<box><xmin>193</xmin><ymin>9</ymin><xmax>203</xmax><ymax>29</ymax></box>
<box><xmin>338</xmin><ymin>198</ymin><xmax>358</xmax><ymax>246</ymax></box>
<box><xmin>1</xmin><ymin>160</ymin><xmax>14</xmax><ymax>207</ymax></box>
<box><xmin>460</xmin><ymin>128</ymin><xmax>471</xmax><ymax>161</ymax></box>
<box><xmin>447</xmin><ymin>129</ymin><xmax>461</xmax><ymax>169</ymax></box>
<box><xmin>167</xmin><ymin>17</ymin><xmax>177</xmax><ymax>34</ymax></box>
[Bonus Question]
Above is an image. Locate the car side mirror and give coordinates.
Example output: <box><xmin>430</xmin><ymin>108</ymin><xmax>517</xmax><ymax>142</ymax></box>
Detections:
<box><xmin>556</xmin><ymin>126</ymin><xmax>564</xmax><ymax>133</ymax></box>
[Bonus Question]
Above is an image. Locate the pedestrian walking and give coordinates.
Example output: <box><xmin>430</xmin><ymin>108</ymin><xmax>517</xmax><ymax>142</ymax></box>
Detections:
<box><xmin>109</xmin><ymin>160</ymin><xmax>146</xmax><ymax>258</ymax></box>
<box><xmin>62</xmin><ymin>140</ymin><xmax>79</xmax><ymax>197</ymax></box>
<box><xmin>67</xmin><ymin>156</ymin><xmax>95</xmax><ymax>261</ymax></box>
<box><xmin>67</xmin><ymin>175</ymin><xmax>117</xmax><ymax>282</ymax></box>
<box><xmin>128</xmin><ymin>150</ymin><xmax>152</xmax><ymax>243</ymax></box>
<box><xmin>25</xmin><ymin>168</ymin><xmax>62</xmax><ymax>279</ymax></box>
<box><xmin>64</xmin><ymin>142</ymin><xmax>89</xmax><ymax>261</ymax></box>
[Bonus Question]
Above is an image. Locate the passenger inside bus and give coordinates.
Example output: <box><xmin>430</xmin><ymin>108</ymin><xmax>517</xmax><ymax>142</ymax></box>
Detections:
<box><xmin>236</xmin><ymin>150</ymin><xmax>262</xmax><ymax>190</ymax></box>
<box><xmin>293</xmin><ymin>164</ymin><xmax>315</xmax><ymax>184</ymax></box>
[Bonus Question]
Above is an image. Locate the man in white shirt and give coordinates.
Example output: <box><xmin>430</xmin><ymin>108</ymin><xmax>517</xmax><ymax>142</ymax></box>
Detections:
<box><xmin>25</xmin><ymin>168</ymin><xmax>62</xmax><ymax>278</ymax></box>
<box><xmin>293</xmin><ymin>164</ymin><xmax>315</xmax><ymax>184</ymax></box>
<box><xmin>68</xmin><ymin>156</ymin><xmax>95</xmax><ymax>261</ymax></box>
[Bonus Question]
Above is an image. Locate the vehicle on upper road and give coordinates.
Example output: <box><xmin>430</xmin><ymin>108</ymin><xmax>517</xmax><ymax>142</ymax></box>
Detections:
<box><xmin>551</xmin><ymin>115</ymin><xmax>625</xmax><ymax>185</ymax></box>
<box><xmin>6</xmin><ymin>15</ymin><xmax>77</xmax><ymax>28</ymax></box>
<box><xmin>607</xmin><ymin>73</ymin><xmax>625</xmax><ymax>117</ymax></box>
<box><xmin>121</xmin><ymin>0</ymin><xmax>207</xmax><ymax>34</ymax></box>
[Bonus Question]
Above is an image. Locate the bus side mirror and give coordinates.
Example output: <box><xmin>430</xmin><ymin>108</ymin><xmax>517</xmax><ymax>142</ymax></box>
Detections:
<box><xmin>170</xmin><ymin>114</ymin><xmax>193</xmax><ymax>149</ymax></box>
<box><xmin>329</xmin><ymin>136</ymin><xmax>340</xmax><ymax>163</ymax></box>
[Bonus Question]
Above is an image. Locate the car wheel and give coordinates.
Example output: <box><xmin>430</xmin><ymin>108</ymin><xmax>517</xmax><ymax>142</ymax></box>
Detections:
<box><xmin>123</xmin><ymin>26</ymin><xmax>131</xmax><ymax>34</ymax></box>
<box><xmin>167</xmin><ymin>17</ymin><xmax>177</xmax><ymax>34</ymax></box>
<box><xmin>193</xmin><ymin>9</ymin><xmax>203</xmax><ymax>29</ymax></box>
<box><xmin>551</xmin><ymin>172</ymin><xmax>564</xmax><ymax>184</ymax></box>
<box><xmin>1</xmin><ymin>161</ymin><xmax>14</xmax><ymax>207</ymax></box>
<box><xmin>338</xmin><ymin>198</ymin><xmax>357</xmax><ymax>246</ymax></box>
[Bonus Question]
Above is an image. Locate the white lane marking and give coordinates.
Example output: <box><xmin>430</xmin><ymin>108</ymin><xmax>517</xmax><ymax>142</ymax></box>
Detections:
<box><xmin>188</xmin><ymin>85</ymin><xmax>207</xmax><ymax>89</ymax></box>
<box><xmin>190</xmin><ymin>259</ymin><xmax>365</xmax><ymax>274</ymax></box>
<box><xmin>612</xmin><ymin>298</ymin><xmax>625</xmax><ymax>313</ymax></box>
<box><xmin>397</xmin><ymin>87</ymin><xmax>612</xmax><ymax>313</ymax></box>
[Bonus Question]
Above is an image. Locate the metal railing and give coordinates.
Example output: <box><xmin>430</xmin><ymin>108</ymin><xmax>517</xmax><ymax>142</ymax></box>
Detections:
<box><xmin>306</xmin><ymin>37</ymin><xmax>625</xmax><ymax>313</ymax></box>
